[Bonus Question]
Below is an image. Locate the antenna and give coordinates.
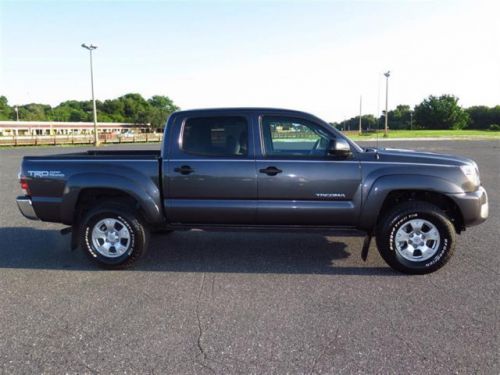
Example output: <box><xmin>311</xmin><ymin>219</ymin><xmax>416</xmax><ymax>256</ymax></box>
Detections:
<box><xmin>358</xmin><ymin>95</ymin><xmax>362</xmax><ymax>136</ymax></box>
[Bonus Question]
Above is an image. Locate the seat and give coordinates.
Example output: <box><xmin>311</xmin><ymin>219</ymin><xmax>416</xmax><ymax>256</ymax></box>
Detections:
<box><xmin>225</xmin><ymin>135</ymin><xmax>240</xmax><ymax>155</ymax></box>
<box><xmin>239</xmin><ymin>131</ymin><xmax>248</xmax><ymax>155</ymax></box>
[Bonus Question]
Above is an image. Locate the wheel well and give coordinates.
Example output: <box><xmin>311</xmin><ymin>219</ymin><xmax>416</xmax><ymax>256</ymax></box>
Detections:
<box><xmin>74</xmin><ymin>188</ymin><xmax>140</xmax><ymax>223</ymax></box>
<box><xmin>378</xmin><ymin>190</ymin><xmax>465</xmax><ymax>233</ymax></box>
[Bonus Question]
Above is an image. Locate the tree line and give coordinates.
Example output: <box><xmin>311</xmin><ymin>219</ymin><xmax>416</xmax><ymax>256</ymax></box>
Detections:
<box><xmin>0</xmin><ymin>93</ymin><xmax>179</xmax><ymax>129</ymax></box>
<box><xmin>332</xmin><ymin>95</ymin><xmax>500</xmax><ymax>131</ymax></box>
<box><xmin>1</xmin><ymin>93</ymin><xmax>499</xmax><ymax>131</ymax></box>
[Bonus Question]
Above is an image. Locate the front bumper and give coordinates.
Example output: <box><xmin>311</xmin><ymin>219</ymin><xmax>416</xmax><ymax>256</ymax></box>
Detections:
<box><xmin>447</xmin><ymin>186</ymin><xmax>488</xmax><ymax>228</ymax></box>
<box><xmin>16</xmin><ymin>196</ymin><xmax>39</xmax><ymax>220</ymax></box>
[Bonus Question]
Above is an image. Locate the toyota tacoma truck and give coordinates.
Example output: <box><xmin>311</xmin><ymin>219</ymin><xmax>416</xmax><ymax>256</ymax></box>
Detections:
<box><xmin>16</xmin><ymin>108</ymin><xmax>489</xmax><ymax>274</ymax></box>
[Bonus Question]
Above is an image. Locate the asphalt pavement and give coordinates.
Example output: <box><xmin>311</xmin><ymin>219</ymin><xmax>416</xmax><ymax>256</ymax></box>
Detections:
<box><xmin>0</xmin><ymin>140</ymin><xmax>498</xmax><ymax>374</ymax></box>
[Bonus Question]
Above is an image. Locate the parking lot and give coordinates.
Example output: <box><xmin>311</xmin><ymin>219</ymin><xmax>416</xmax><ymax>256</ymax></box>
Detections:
<box><xmin>0</xmin><ymin>140</ymin><xmax>498</xmax><ymax>374</ymax></box>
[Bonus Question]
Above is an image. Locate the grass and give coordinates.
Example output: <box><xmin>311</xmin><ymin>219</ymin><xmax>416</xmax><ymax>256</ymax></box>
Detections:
<box><xmin>346</xmin><ymin>129</ymin><xmax>500</xmax><ymax>140</ymax></box>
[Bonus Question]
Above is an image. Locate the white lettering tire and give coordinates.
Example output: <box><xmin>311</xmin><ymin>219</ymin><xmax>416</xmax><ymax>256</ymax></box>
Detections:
<box><xmin>376</xmin><ymin>202</ymin><xmax>456</xmax><ymax>274</ymax></box>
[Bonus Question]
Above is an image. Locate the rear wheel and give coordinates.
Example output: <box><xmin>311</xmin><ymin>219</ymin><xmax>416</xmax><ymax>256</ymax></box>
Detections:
<box><xmin>79</xmin><ymin>201</ymin><xmax>149</xmax><ymax>269</ymax></box>
<box><xmin>376</xmin><ymin>201</ymin><xmax>456</xmax><ymax>274</ymax></box>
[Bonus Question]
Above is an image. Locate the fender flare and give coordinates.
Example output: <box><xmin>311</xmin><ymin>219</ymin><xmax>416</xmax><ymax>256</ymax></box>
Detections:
<box><xmin>60</xmin><ymin>172</ymin><xmax>163</xmax><ymax>225</ymax></box>
<box><xmin>358</xmin><ymin>174</ymin><xmax>464</xmax><ymax>231</ymax></box>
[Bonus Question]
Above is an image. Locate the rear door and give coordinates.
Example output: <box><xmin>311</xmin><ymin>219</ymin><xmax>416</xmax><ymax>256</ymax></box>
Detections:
<box><xmin>164</xmin><ymin>114</ymin><xmax>257</xmax><ymax>224</ymax></box>
<box><xmin>256</xmin><ymin>115</ymin><xmax>362</xmax><ymax>226</ymax></box>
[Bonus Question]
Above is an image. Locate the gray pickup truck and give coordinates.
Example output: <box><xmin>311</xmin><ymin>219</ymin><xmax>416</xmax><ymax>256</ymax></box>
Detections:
<box><xmin>16</xmin><ymin>108</ymin><xmax>488</xmax><ymax>273</ymax></box>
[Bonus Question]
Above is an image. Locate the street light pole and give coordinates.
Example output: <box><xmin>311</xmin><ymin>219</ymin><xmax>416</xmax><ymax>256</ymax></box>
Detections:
<box><xmin>384</xmin><ymin>71</ymin><xmax>390</xmax><ymax>137</ymax></box>
<box><xmin>81</xmin><ymin>43</ymin><xmax>99</xmax><ymax>146</ymax></box>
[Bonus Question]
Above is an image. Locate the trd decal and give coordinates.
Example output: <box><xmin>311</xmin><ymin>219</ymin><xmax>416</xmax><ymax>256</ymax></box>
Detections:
<box><xmin>27</xmin><ymin>170</ymin><xmax>65</xmax><ymax>178</ymax></box>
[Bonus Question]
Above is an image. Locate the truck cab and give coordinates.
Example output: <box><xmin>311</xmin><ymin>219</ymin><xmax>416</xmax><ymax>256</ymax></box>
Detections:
<box><xmin>163</xmin><ymin>108</ymin><xmax>362</xmax><ymax>226</ymax></box>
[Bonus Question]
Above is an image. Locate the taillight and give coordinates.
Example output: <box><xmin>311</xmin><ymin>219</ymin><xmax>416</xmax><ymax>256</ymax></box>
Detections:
<box><xmin>19</xmin><ymin>176</ymin><xmax>31</xmax><ymax>195</ymax></box>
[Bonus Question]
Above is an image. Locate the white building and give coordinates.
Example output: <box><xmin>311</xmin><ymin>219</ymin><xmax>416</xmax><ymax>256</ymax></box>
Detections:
<box><xmin>0</xmin><ymin>121</ymin><xmax>151</xmax><ymax>136</ymax></box>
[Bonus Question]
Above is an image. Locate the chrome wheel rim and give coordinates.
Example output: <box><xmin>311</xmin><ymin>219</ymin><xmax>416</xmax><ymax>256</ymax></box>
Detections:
<box><xmin>394</xmin><ymin>219</ymin><xmax>440</xmax><ymax>262</ymax></box>
<box><xmin>91</xmin><ymin>218</ymin><xmax>131</xmax><ymax>258</ymax></box>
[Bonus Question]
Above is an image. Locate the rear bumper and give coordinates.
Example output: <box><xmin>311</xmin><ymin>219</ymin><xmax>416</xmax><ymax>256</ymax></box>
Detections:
<box><xmin>447</xmin><ymin>186</ymin><xmax>488</xmax><ymax>228</ymax></box>
<box><xmin>16</xmin><ymin>196</ymin><xmax>39</xmax><ymax>220</ymax></box>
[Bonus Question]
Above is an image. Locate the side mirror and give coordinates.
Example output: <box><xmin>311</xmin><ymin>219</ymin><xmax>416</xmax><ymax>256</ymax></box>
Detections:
<box><xmin>328</xmin><ymin>138</ymin><xmax>352</xmax><ymax>158</ymax></box>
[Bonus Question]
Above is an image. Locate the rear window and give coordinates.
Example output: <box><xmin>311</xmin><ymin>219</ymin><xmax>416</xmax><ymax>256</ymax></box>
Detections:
<box><xmin>181</xmin><ymin>116</ymin><xmax>248</xmax><ymax>157</ymax></box>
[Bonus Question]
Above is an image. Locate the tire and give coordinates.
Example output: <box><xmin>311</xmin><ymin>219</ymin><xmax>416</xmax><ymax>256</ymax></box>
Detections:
<box><xmin>79</xmin><ymin>201</ymin><xmax>150</xmax><ymax>269</ymax></box>
<box><xmin>375</xmin><ymin>201</ymin><xmax>456</xmax><ymax>274</ymax></box>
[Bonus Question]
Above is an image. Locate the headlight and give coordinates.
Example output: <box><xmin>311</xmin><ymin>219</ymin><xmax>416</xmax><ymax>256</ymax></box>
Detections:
<box><xmin>460</xmin><ymin>165</ymin><xmax>480</xmax><ymax>186</ymax></box>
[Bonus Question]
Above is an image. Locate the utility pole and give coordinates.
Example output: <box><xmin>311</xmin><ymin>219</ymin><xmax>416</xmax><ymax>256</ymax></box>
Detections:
<box><xmin>410</xmin><ymin>111</ymin><xmax>413</xmax><ymax>130</ymax></box>
<box><xmin>358</xmin><ymin>95</ymin><xmax>362</xmax><ymax>135</ymax></box>
<box><xmin>384</xmin><ymin>71</ymin><xmax>390</xmax><ymax>137</ymax></box>
<box><xmin>81</xmin><ymin>43</ymin><xmax>99</xmax><ymax>146</ymax></box>
<box><xmin>14</xmin><ymin>106</ymin><xmax>19</xmax><ymax>121</ymax></box>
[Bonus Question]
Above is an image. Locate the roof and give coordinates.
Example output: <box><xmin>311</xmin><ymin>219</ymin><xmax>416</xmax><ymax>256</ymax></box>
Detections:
<box><xmin>171</xmin><ymin>107</ymin><xmax>328</xmax><ymax>124</ymax></box>
<box><xmin>174</xmin><ymin>107</ymin><xmax>313</xmax><ymax>115</ymax></box>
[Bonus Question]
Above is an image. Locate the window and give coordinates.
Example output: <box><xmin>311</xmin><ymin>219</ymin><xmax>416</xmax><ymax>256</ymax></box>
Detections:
<box><xmin>182</xmin><ymin>116</ymin><xmax>248</xmax><ymax>157</ymax></box>
<box><xmin>261</xmin><ymin>116</ymin><xmax>331</xmax><ymax>158</ymax></box>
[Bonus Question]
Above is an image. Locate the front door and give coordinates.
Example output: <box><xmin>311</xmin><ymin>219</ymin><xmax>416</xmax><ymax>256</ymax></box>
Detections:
<box><xmin>256</xmin><ymin>115</ymin><xmax>362</xmax><ymax>226</ymax></box>
<box><xmin>165</xmin><ymin>114</ymin><xmax>257</xmax><ymax>224</ymax></box>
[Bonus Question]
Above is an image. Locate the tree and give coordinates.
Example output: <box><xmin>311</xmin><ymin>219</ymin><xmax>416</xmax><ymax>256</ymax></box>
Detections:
<box><xmin>147</xmin><ymin>95</ymin><xmax>179</xmax><ymax>128</ymax></box>
<box><xmin>466</xmin><ymin>105</ymin><xmax>500</xmax><ymax>129</ymax></box>
<box><xmin>388</xmin><ymin>104</ymin><xmax>413</xmax><ymax>130</ymax></box>
<box><xmin>0</xmin><ymin>96</ymin><xmax>12</xmax><ymax>120</ymax></box>
<box><xmin>336</xmin><ymin>114</ymin><xmax>378</xmax><ymax>131</ymax></box>
<box><xmin>0</xmin><ymin>94</ymin><xmax>180</xmax><ymax>127</ymax></box>
<box><xmin>117</xmin><ymin>93</ymin><xmax>150</xmax><ymax>123</ymax></box>
<box><xmin>18</xmin><ymin>103</ymin><xmax>51</xmax><ymax>121</ymax></box>
<box><xmin>51</xmin><ymin>101</ymin><xmax>90</xmax><ymax>122</ymax></box>
<box><xmin>414</xmin><ymin>95</ymin><xmax>469</xmax><ymax>130</ymax></box>
<box><xmin>99</xmin><ymin>99</ymin><xmax>125</xmax><ymax>122</ymax></box>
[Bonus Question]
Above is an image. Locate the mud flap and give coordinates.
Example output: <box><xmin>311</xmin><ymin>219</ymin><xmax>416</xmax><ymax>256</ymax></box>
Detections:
<box><xmin>60</xmin><ymin>226</ymin><xmax>79</xmax><ymax>251</ymax></box>
<box><xmin>361</xmin><ymin>234</ymin><xmax>372</xmax><ymax>261</ymax></box>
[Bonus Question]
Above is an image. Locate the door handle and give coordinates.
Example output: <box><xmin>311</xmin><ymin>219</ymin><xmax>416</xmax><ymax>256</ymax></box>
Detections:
<box><xmin>259</xmin><ymin>166</ymin><xmax>282</xmax><ymax>176</ymax></box>
<box><xmin>174</xmin><ymin>165</ymin><xmax>194</xmax><ymax>175</ymax></box>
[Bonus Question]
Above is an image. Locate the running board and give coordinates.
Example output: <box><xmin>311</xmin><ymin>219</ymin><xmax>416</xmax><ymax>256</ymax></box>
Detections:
<box><xmin>164</xmin><ymin>224</ymin><xmax>365</xmax><ymax>236</ymax></box>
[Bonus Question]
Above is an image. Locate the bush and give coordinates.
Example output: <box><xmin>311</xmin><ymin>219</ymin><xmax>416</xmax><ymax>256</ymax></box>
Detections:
<box><xmin>414</xmin><ymin>95</ymin><xmax>469</xmax><ymax>130</ymax></box>
<box><xmin>489</xmin><ymin>124</ymin><xmax>500</xmax><ymax>131</ymax></box>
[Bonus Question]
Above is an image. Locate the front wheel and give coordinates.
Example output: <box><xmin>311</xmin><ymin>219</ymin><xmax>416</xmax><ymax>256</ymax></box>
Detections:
<box><xmin>376</xmin><ymin>201</ymin><xmax>456</xmax><ymax>274</ymax></box>
<box><xmin>79</xmin><ymin>201</ymin><xmax>150</xmax><ymax>269</ymax></box>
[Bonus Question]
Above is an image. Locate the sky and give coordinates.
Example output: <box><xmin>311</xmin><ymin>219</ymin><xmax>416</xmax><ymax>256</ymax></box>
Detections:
<box><xmin>0</xmin><ymin>0</ymin><xmax>499</xmax><ymax>122</ymax></box>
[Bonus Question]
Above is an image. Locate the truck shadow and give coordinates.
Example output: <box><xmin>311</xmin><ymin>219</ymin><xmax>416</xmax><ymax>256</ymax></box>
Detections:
<box><xmin>0</xmin><ymin>227</ymin><xmax>398</xmax><ymax>276</ymax></box>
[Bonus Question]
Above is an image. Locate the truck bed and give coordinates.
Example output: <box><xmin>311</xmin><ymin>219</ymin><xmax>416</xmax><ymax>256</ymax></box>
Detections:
<box><xmin>24</xmin><ymin>149</ymin><xmax>161</xmax><ymax>160</ymax></box>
